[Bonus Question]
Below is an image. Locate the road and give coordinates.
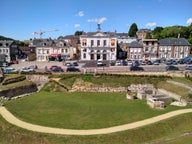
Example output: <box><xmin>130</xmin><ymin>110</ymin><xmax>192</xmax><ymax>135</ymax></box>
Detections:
<box><xmin>0</xmin><ymin>106</ymin><xmax>192</xmax><ymax>135</ymax></box>
<box><xmin>8</xmin><ymin>60</ymin><xmax>187</xmax><ymax>73</ymax></box>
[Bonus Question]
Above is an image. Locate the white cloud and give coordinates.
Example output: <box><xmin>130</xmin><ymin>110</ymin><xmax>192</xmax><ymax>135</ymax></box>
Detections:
<box><xmin>74</xmin><ymin>24</ymin><xmax>80</xmax><ymax>28</ymax></box>
<box><xmin>186</xmin><ymin>18</ymin><xmax>192</xmax><ymax>25</ymax></box>
<box><xmin>76</xmin><ymin>11</ymin><xmax>84</xmax><ymax>17</ymax></box>
<box><xmin>87</xmin><ymin>17</ymin><xmax>107</xmax><ymax>24</ymax></box>
<box><xmin>145</xmin><ymin>22</ymin><xmax>157</xmax><ymax>28</ymax></box>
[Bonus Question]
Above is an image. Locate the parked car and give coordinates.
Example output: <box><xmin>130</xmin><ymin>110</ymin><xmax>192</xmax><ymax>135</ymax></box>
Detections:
<box><xmin>185</xmin><ymin>64</ymin><xmax>192</xmax><ymax>71</ymax></box>
<box><xmin>20</xmin><ymin>67</ymin><xmax>35</xmax><ymax>73</ymax></box>
<box><xmin>115</xmin><ymin>60</ymin><xmax>121</xmax><ymax>66</ymax></box>
<box><xmin>51</xmin><ymin>67</ymin><xmax>64</xmax><ymax>72</ymax></box>
<box><xmin>97</xmin><ymin>59</ymin><xmax>105</xmax><ymax>67</ymax></box>
<box><xmin>72</xmin><ymin>62</ymin><xmax>79</xmax><ymax>66</ymax></box>
<box><xmin>146</xmin><ymin>60</ymin><xmax>153</xmax><ymax>65</ymax></box>
<box><xmin>166</xmin><ymin>65</ymin><xmax>179</xmax><ymax>71</ymax></box>
<box><xmin>130</xmin><ymin>66</ymin><xmax>144</xmax><ymax>71</ymax></box>
<box><xmin>122</xmin><ymin>60</ymin><xmax>127</xmax><ymax>66</ymax></box>
<box><xmin>66</xmin><ymin>67</ymin><xmax>80</xmax><ymax>72</ymax></box>
<box><xmin>5</xmin><ymin>67</ymin><xmax>18</xmax><ymax>73</ymax></box>
<box><xmin>29</xmin><ymin>65</ymin><xmax>38</xmax><ymax>69</ymax></box>
<box><xmin>49</xmin><ymin>65</ymin><xmax>60</xmax><ymax>71</ymax></box>
<box><xmin>127</xmin><ymin>60</ymin><xmax>133</xmax><ymax>66</ymax></box>
<box><xmin>153</xmin><ymin>60</ymin><xmax>159</xmax><ymax>65</ymax></box>
<box><xmin>110</xmin><ymin>60</ymin><xmax>115</xmax><ymax>66</ymax></box>
<box><xmin>177</xmin><ymin>59</ymin><xmax>185</xmax><ymax>64</ymax></box>
<box><xmin>166</xmin><ymin>60</ymin><xmax>172</xmax><ymax>65</ymax></box>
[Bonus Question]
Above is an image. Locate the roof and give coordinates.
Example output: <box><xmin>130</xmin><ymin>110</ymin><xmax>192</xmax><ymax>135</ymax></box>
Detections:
<box><xmin>129</xmin><ymin>41</ymin><xmax>143</xmax><ymax>48</ymax></box>
<box><xmin>0</xmin><ymin>40</ymin><xmax>14</xmax><ymax>47</ymax></box>
<box><xmin>158</xmin><ymin>38</ymin><xmax>191</xmax><ymax>46</ymax></box>
<box><xmin>81</xmin><ymin>31</ymin><xmax>117</xmax><ymax>38</ymax></box>
<box><xmin>30</xmin><ymin>38</ymin><xmax>55</xmax><ymax>47</ymax></box>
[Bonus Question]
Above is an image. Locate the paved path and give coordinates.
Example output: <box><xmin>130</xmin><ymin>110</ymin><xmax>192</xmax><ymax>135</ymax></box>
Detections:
<box><xmin>0</xmin><ymin>107</ymin><xmax>192</xmax><ymax>136</ymax></box>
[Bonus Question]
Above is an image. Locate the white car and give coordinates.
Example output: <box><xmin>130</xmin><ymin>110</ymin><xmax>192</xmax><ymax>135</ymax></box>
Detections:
<box><xmin>20</xmin><ymin>67</ymin><xmax>35</xmax><ymax>73</ymax></box>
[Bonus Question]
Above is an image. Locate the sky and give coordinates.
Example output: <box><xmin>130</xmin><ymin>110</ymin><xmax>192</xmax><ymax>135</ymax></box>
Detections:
<box><xmin>1</xmin><ymin>0</ymin><xmax>192</xmax><ymax>41</ymax></box>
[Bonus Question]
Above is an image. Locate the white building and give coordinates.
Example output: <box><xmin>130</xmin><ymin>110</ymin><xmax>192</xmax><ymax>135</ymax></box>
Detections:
<box><xmin>80</xmin><ymin>24</ymin><xmax>117</xmax><ymax>61</ymax></box>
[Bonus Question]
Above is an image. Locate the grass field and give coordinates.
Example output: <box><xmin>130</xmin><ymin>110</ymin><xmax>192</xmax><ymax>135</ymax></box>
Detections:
<box><xmin>5</xmin><ymin>91</ymin><xmax>192</xmax><ymax>129</ymax></box>
<box><xmin>0</xmin><ymin>113</ymin><xmax>192</xmax><ymax>144</ymax></box>
<box><xmin>1</xmin><ymin>74</ymin><xmax>192</xmax><ymax>143</ymax></box>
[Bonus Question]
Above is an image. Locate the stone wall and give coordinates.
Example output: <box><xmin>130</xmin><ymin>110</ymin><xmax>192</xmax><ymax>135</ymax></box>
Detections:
<box><xmin>0</xmin><ymin>83</ymin><xmax>38</xmax><ymax>98</ymax></box>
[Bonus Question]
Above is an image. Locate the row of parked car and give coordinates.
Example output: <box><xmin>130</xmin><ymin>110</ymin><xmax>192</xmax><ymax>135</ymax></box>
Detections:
<box><xmin>110</xmin><ymin>56</ymin><xmax>192</xmax><ymax>67</ymax></box>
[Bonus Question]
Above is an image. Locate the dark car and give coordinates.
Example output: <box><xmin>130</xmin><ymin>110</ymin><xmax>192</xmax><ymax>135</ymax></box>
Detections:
<box><xmin>185</xmin><ymin>65</ymin><xmax>192</xmax><ymax>71</ymax></box>
<box><xmin>166</xmin><ymin>65</ymin><xmax>179</xmax><ymax>71</ymax></box>
<box><xmin>66</xmin><ymin>67</ymin><xmax>80</xmax><ymax>72</ymax></box>
<box><xmin>177</xmin><ymin>59</ymin><xmax>185</xmax><ymax>64</ymax></box>
<box><xmin>130</xmin><ymin>66</ymin><xmax>144</xmax><ymax>71</ymax></box>
<box><xmin>72</xmin><ymin>62</ymin><xmax>79</xmax><ymax>66</ymax></box>
<box><xmin>51</xmin><ymin>67</ymin><xmax>64</xmax><ymax>72</ymax></box>
<box><xmin>146</xmin><ymin>60</ymin><xmax>153</xmax><ymax>65</ymax></box>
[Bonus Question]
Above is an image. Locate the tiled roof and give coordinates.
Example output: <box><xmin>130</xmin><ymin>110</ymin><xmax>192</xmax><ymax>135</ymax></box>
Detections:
<box><xmin>158</xmin><ymin>38</ymin><xmax>191</xmax><ymax>46</ymax></box>
<box><xmin>0</xmin><ymin>40</ymin><xmax>14</xmax><ymax>47</ymax></box>
<box><xmin>129</xmin><ymin>41</ymin><xmax>143</xmax><ymax>48</ymax></box>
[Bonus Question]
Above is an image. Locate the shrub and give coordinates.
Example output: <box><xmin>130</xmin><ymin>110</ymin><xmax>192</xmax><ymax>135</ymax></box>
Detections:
<box><xmin>2</xmin><ymin>75</ymin><xmax>26</xmax><ymax>85</ymax></box>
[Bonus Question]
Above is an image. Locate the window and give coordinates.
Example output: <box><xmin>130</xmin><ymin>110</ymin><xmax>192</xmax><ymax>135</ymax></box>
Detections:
<box><xmin>111</xmin><ymin>39</ymin><xmax>115</xmax><ymax>46</ymax></box>
<box><xmin>91</xmin><ymin>40</ymin><xmax>94</xmax><ymax>46</ymax></box>
<box><xmin>97</xmin><ymin>40</ymin><xmax>100</xmax><ymax>46</ymax></box>
<box><xmin>83</xmin><ymin>53</ymin><xmax>86</xmax><ymax>59</ymax></box>
<box><xmin>82</xmin><ymin>39</ymin><xmax>87</xmax><ymax>46</ymax></box>
<box><xmin>103</xmin><ymin>40</ymin><xmax>107</xmax><ymax>46</ymax></box>
<box><xmin>83</xmin><ymin>48</ymin><xmax>87</xmax><ymax>52</ymax></box>
<box><xmin>65</xmin><ymin>49</ymin><xmax>68</xmax><ymax>53</ymax></box>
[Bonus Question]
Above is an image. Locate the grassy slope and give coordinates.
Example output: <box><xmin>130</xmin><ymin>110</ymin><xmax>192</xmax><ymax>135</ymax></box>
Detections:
<box><xmin>5</xmin><ymin>91</ymin><xmax>192</xmax><ymax>129</ymax></box>
<box><xmin>0</xmin><ymin>113</ymin><xmax>192</xmax><ymax>144</ymax></box>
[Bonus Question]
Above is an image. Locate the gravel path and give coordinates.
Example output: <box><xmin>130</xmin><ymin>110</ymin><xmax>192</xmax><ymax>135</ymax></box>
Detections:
<box><xmin>0</xmin><ymin>107</ymin><xmax>192</xmax><ymax>135</ymax></box>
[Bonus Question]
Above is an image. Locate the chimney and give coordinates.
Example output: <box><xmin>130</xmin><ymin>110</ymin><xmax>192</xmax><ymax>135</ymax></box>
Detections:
<box><xmin>97</xmin><ymin>23</ymin><xmax>101</xmax><ymax>32</ymax></box>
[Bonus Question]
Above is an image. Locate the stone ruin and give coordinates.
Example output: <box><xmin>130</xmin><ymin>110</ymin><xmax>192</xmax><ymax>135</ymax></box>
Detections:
<box><xmin>127</xmin><ymin>84</ymin><xmax>173</xmax><ymax>109</ymax></box>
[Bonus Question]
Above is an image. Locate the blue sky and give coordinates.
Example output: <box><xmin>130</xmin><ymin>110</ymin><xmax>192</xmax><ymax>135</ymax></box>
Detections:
<box><xmin>1</xmin><ymin>0</ymin><xmax>192</xmax><ymax>40</ymax></box>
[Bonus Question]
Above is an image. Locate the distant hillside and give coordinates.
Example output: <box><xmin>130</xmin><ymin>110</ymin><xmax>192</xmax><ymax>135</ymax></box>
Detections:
<box><xmin>0</xmin><ymin>35</ymin><xmax>14</xmax><ymax>41</ymax></box>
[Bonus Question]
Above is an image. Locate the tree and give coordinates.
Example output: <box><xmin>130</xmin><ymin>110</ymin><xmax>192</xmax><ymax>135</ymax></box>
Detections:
<box><xmin>128</xmin><ymin>23</ymin><xmax>138</xmax><ymax>37</ymax></box>
<box><xmin>152</xmin><ymin>27</ymin><xmax>163</xmax><ymax>39</ymax></box>
<box><xmin>74</xmin><ymin>31</ymin><xmax>83</xmax><ymax>36</ymax></box>
<box><xmin>145</xmin><ymin>32</ymin><xmax>152</xmax><ymax>39</ymax></box>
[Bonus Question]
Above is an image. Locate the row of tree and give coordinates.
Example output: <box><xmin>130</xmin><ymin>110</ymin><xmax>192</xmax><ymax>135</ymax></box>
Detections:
<box><xmin>128</xmin><ymin>23</ymin><xmax>192</xmax><ymax>44</ymax></box>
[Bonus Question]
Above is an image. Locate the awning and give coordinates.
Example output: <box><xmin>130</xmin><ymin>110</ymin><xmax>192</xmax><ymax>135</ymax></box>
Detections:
<box><xmin>49</xmin><ymin>53</ymin><xmax>61</xmax><ymax>57</ymax></box>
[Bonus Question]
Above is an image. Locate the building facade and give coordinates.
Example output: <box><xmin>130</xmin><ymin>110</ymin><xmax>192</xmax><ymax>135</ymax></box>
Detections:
<box><xmin>158</xmin><ymin>38</ymin><xmax>191</xmax><ymax>59</ymax></box>
<box><xmin>0</xmin><ymin>40</ymin><xmax>19</xmax><ymax>62</ymax></box>
<box><xmin>128</xmin><ymin>41</ymin><xmax>143</xmax><ymax>60</ymax></box>
<box><xmin>80</xmin><ymin>24</ymin><xmax>117</xmax><ymax>61</ymax></box>
<box><xmin>142</xmin><ymin>39</ymin><xmax>158</xmax><ymax>60</ymax></box>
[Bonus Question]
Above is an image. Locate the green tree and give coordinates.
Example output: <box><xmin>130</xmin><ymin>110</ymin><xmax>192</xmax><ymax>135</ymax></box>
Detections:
<box><xmin>128</xmin><ymin>23</ymin><xmax>138</xmax><ymax>37</ymax></box>
<box><xmin>74</xmin><ymin>31</ymin><xmax>83</xmax><ymax>36</ymax></box>
<box><xmin>145</xmin><ymin>32</ymin><xmax>152</xmax><ymax>39</ymax></box>
<box><xmin>152</xmin><ymin>27</ymin><xmax>163</xmax><ymax>39</ymax></box>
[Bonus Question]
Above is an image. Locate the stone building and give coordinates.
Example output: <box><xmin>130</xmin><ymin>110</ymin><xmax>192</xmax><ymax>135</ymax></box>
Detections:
<box><xmin>158</xmin><ymin>38</ymin><xmax>191</xmax><ymax>59</ymax></box>
<box><xmin>80</xmin><ymin>24</ymin><xmax>117</xmax><ymax>61</ymax></box>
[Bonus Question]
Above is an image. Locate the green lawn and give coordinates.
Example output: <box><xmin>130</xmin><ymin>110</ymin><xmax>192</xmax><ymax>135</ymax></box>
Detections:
<box><xmin>1</xmin><ymin>113</ymin><xmax>192</xmax><ymax>144</ymax></box>
<box><xmin>5</xmin><ymin>91</ymin><xmax>191</xmax><ymax>129</ymax></box>
<box><xmin>157</xmin><ymin>81</ymin><xmax>190</xmax><ymax>97</ymax></box>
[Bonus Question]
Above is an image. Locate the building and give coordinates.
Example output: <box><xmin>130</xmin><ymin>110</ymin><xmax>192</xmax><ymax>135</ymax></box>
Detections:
<box><xmin>128</xmin><ymin>41</ymin><xmax>143</xmax><ymax>60</ymax></box>
<box><xmin>136</xmin><ymin>29</ymin><xmax>151</xmax><ymax>40</ymax></box>
<box><xmin>0</xmin><ymin>40</ymin><xmax>19</xmax><ymax>62</ymax></box>
<box><xmin>158</xmin><ymin>38</ymin><xmax>191</xmax><ymax>59</ymax></box>
<box><xmin>30</xmin><ymin>38</ymin><xmax>77</xmax><ymax>61</ymax></box>
<box><xmin>80</xmin><ymin>24</ymin><xmax>117</xmax><ymax>61</ymax></box>
<box><xmin>116</xmin><ymin>33</ymin><xmax>137</xmax><ymax>44</ymax></box>
<box><xmin>142</xmin><ymin>39</ymin><xmax>158</xmax><ymax>60</ymax></box>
